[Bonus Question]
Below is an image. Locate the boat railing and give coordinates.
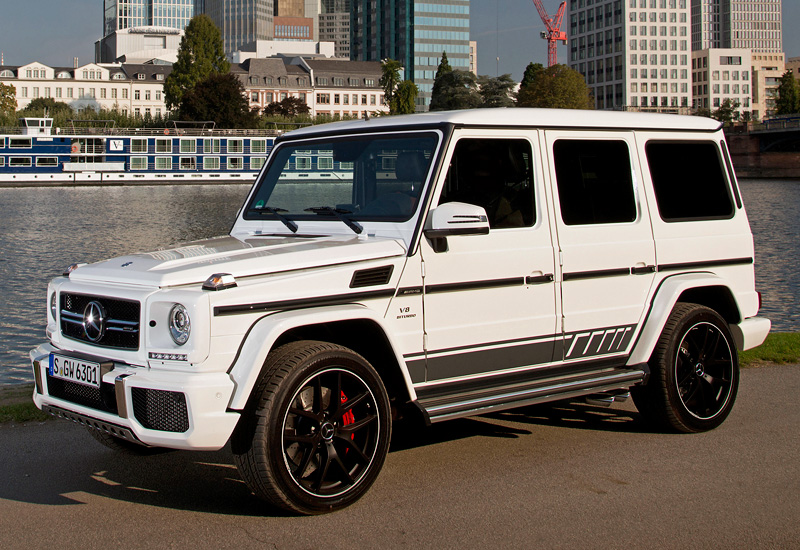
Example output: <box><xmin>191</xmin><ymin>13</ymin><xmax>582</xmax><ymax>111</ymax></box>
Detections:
<box><xmin>0</xmin><ymin>126</ymin><xmax>293</xmax><ymax>137</ymax></box>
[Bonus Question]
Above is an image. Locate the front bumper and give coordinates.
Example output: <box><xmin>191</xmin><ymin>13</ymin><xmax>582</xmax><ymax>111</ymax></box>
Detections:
<box><xmin>30</xmin><ymin>343</ymin><xmax>240</xmax><ymax>451</ymax></box>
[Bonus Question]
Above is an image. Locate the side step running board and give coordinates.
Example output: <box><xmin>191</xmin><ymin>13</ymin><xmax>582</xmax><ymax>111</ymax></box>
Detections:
<box><xmin>417</xmin><ymin>368</ymin><xmax>646</xmax><ymax>424</ymax></box>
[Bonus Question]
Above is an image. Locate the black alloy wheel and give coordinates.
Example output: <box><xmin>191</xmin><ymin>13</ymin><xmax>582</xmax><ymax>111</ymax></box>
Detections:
<box><xmin>233</xmin><ymin>341</ymin><xmax>391</xmax><ymax>514</ymax></box>
<box><xmin>632</xmin><ymin>303</ymin><xmax>739</xmax><ymax>433</ymax></box>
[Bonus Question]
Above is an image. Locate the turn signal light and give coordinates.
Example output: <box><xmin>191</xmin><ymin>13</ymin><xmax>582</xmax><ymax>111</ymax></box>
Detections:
<box><xmin>203</xmin><ymin>273</ymin><xmax>237</xmax><ymax>291</ymax></box>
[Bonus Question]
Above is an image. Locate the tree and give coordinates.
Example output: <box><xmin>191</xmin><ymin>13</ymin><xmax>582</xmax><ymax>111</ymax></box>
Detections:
<box><xmin>0</xmin><ymin>82</ymin><xmax>16</xmax><ymax>123</ymax></box>
<box><xmin>263</xmin><ymin>96</ymin><xmax>310</xmax><ymax>117</ymax></box>
<box><xmin>179</xmin><ymin>72</ymin><xmax>258</xmax><ymax>128</ymax></box>
<box><xmin>429</xmin><ymin>52</ymin><xmax>453</xmax><ymax>111</ymax></box>
<box><xmin>516</xmin><ymin>64</ymin><xmax>593</xmax><ymax>109</ymax></box>
<box><xmin>775</xmin><ymin>70</ymin><xmax>800</xmax><ymax>116</ymax></box>
<box><xmin>520</xmin><ymin>62</ymin><xmax>546</xmax><ymax>89</ymax></box>
<box><xmin>164</xmin><ymin>14</ymin><xmax>230</xmax><ymax>111</ymax></box>
<box><xmin>380</xmin><ymin>58</ymin><xmax>403</xmax><ymax>112</ymax></box>
<box><xmin>392</xmin><ymin>80</ymin><xmax>418</xmax><ymax>114</ymax></box>
<box><xmin>478</xmin><ymin>74</ymin><xmax>516</xmax><ymax>108</ymax></box>
<box><xmin>19</xmin><ymin>97</ymin><xmax>74</xmax><ymax>118</ymax></box>
<box><xmin>428</xmin><ymin>70</ymin><xmax>481</xmax><ymax>111</ymax></box>
<box><xmin>711</xmin><ymin>98</ymin><xmax>740</xmax><ymax>124</ymax></box>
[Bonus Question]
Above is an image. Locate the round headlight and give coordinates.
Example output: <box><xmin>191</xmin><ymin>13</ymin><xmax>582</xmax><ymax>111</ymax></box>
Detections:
<box><xmin>50</xmin><ymin>292</ymin><xmax>57</xmax><ymax>321</ymax></box>
<box><xmin>169</xmin><ymin>303</ymin><xmax>191</xmax><ymax>345</ymax></box>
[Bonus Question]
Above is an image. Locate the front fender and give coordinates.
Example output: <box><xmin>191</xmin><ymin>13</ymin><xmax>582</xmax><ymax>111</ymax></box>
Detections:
<box><xmin>226</xmin><ymin>304</ymin><xmax>417</xmax><ymax>410</ymax></box>
<box><xmin>627</xmin><ymin>273</ymin><xmax>746</xmax><ymax>367</ymax></box>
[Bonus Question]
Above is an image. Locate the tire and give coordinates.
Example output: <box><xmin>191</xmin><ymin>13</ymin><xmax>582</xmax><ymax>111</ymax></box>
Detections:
<box><xmin>232</xmin><ymin>341</ymin><xmax>391</xmax><ymax>514</ymax></box>
<box><xmin>632</xmin><ymin>303</ymin><xmax>739</xmax><ymax>433</ymax></box>
<box><xmin>87</xmin><ymin>428</ymin><xmax>171</xmax><ymax>455</ymax></box>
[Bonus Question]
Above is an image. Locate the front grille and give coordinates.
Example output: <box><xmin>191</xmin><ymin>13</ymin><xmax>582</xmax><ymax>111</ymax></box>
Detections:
<box><xmin>46</xmin><ymin>373</ymin><xmax>118</xmax><ymax>414</ymax></box>
<box><xmin>60</xmin><ymin>293</ymin><xmax>140</xmax><ymax>350</ymax></box>
<box><xmin>131</xmin><ymin>387</ymin><xmax>189</xmax><ymax>433</ymax></box>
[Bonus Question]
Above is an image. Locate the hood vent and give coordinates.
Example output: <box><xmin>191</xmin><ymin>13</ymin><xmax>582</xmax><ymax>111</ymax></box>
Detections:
<box><xmin>350</xmin><ymin>265</ymin><xmax>394</xmax><ymax>288</ymax></box>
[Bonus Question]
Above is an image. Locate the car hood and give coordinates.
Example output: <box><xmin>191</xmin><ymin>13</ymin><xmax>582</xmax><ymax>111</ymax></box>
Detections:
<box><xmin>67</xmin><ymin>234</ymin><xmax>407</xmax><ymax>288</ymax></box>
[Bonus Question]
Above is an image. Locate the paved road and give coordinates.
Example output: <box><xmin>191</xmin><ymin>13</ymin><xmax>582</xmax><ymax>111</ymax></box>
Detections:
<box><xmin>1</xmin><ymin>364</ymin><xmax>798</xmax><ymax>550</ymax></box>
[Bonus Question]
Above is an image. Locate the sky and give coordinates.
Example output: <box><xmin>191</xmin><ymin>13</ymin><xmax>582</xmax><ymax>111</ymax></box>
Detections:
<box><xmin>0</xmin><ymin>0</ymin><xmax>798</xmax><ymax>82</ymax></box>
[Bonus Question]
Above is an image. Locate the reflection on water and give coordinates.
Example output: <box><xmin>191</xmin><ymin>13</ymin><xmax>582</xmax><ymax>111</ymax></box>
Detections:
<box><xmin>0</xmin><ymin>184</ymin><xmax>251</xmax><ymax>384</ymax></box>
<box><xmin>739</xmin><ymin>179</ymin><xmax>800</xmax><ymax>332</ymax></box>
<box><xmin>0</xmin><ymin>179</ymin><xmax>796</xmax><ymax>384</ymax></box>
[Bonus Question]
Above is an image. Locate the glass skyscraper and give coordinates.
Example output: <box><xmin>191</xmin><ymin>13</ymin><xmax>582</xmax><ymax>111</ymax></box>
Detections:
<box><xmin>351</xmin><ymin>0</ymin><xmax>471</xmax><ymax>110</ymax></box>
<box><xmin>203</xmin><ymin>0</ymin><xmax>276</xmax><ymax>55</ymax></box>
<box><xmin>103</xmin><ymin>0</ymin><xmax>196</xmax><ymax>36</ymax></box>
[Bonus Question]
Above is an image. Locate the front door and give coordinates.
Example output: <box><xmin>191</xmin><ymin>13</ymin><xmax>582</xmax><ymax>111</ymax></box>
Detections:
<box><xmin>418</xmin><ymin>133</ymin><xmax>559</xmax><ymax>385</ymax></box>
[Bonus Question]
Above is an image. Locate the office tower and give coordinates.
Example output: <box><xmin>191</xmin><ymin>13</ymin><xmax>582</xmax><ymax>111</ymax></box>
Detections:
<box><xmin>320</xmin><ymin>0</ymin><xmax>351</xmax><ymax>58</ymax></box>
<box><xmin>204</xmin><ymin>0</ymin><xmax>276</xmax><ymax>55</ymax></box>
<box><xmin>692</xmin><ymin>0</ymin><xmax>782</xmax><ymax>53</ymax></box>
<box><xmin>351</xmin><ymin>0</ymin><xmax>471</xmax><ymax>110</ymax></box>
<box><xmin>103</xmin><ymin>0</ymin><xmax>196</xmax><ymax>36</ymax></box>
<box><xmin>690</xmin><ymin>0</ymin><xmax>783</xmax><ymax>120</ymax></box>
<box><xmin>568</xmin><ymin>0</ymin><xmax>692</xmax><ymax>111</ymax></box>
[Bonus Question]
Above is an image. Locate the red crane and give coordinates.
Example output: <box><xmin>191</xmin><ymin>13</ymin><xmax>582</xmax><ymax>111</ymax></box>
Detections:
<box><xmin>531</xmin><ymin>0</ymin><xmax>567</xmax><ymax>67</ymax></box>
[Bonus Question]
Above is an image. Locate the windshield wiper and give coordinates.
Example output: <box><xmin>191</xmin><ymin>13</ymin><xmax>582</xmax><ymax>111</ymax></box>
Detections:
<box><xmin>304</xmin><ymin>207</ymin><xmax>363</xmax><ymax>235</ymax></box>
<box><xmin>246</xmin><ymin>206</ymin><xmax>298</xmax><ymax>233</ymax></box>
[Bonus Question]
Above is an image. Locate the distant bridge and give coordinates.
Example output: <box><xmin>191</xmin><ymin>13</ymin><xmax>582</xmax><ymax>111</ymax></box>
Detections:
<box><xmin>725</xmin><ymin>120</ymin><xmax>800</xmax><ymax>178</ymax></box>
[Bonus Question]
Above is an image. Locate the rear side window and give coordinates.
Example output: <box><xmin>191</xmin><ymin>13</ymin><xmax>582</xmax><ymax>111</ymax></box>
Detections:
<box><xmin>553</xmin><ymin>139</ymin><xmax>636</xmax><ymax>225</ymax></box>
<box><xmin>645</xmin><ymin>141</ymin><xmax>734</xmax><ymax>221</ymax></box>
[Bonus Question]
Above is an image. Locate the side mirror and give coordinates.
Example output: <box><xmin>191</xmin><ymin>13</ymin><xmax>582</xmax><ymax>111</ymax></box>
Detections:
<box><xmin>424</xmin><ymin>202</ymin><xmax>490</xmax><ymax>239</ymax></box>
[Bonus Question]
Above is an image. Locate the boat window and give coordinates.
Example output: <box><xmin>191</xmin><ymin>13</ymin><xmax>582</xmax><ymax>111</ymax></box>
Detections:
<box><xmin>36</xmin><ymin>157</ymin><xmax>59</xmax><ymax>167</ymax></box>
<box><xmin>155</xmin><ymin>139</ymin><xmax>172</xmax><ymax>154</ymax></box>
<box><xmin>0</xmin><ymin>158</ymin><xmax>5</xmax><ymax>167</ymax></box>
<box><xmin>228</xmin><ymin>139</ymin><xmax>244</xmax><ymax>154</ymax></box>
<box><xmin>155</xmin><ymin>157</ymin><xmax>172</xmax><ymax>170</ymax></box>
<box><xmin>0</xmin><ymin>138</ymin><xmax>4</xmax><ymax>148</ymax></box>
<box><xmin>131</xmin><ymin>139</ymin><xmax>148</xmax><ymax>153</ymax></box>
<box><xmin>9</xmin><ymin>157</ymin><xmax>32</xmax><ymax>167</ymax></box>
<box><xmin>9</xmin><ymin>138</ymin><xmax>32</xmax><ymax>148</ymax></box>
<box><xmin>251</xmin><ymin>157</ymin><xmax>266</xmax><ymax>170</ymax></box>
<box><xmin>228</xmin><ymin>157</ymin><xmax>244</xmax><ymax>170</ymax></box>
<box><xmin>204</xmin><ymin>139</ymin><xmax>221</xmax><ymax>154</ymax></box>
<box><xmin>130</xmin><ymin>157</ymin><xmax>148</xmax><ymax>170</ymax></box>
<box><xmin>204</xmin><ymin>157</ymin><xmax>220</xmax><ymax>170</ymax></box>
<box><xmin>553</xmin><ymin>139</ymin><xmax>637</xmax><ymax>226</ymax></box>
<box><xmin>645</xmin><ymin>140</ymin><xmax>734</xmax><ymax>221</ymax></box>
<box><xmin>180</xmin><ymin>139</ymin><xmax>196</xmax><ymax>154</ymax></box>
<box><xmin>251</xmin><ymin>139</ymin><xmax>268</xmax><ymax>154</ymax></box>
<box><xmin>180</xmin><ymin>157</ymin><xmax>197</xmax><ymax>170</ymax></box>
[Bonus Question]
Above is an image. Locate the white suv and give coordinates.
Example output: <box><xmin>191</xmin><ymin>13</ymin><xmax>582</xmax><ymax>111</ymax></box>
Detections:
<box><xmin>30</xmin><ymin>109</ymin><xmax>770</xmax><ymax>514</ymax></box>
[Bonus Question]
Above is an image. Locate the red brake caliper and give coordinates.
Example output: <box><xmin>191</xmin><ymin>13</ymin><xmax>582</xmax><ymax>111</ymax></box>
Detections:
<box><xmin>341</xmin><ymin>391</ymin><xmax>355</xmax><ymax>450</ymax></box>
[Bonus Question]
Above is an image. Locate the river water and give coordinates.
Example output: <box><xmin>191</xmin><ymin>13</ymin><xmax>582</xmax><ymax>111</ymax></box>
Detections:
<box><xmin>0</xmin><ymin>179</ymin><xmax>797</xmax><ymax>384</ymax></box>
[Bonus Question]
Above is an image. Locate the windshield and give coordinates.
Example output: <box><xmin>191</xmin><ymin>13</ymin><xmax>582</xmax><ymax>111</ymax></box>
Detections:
<box><xmin>244</xmin><ymin>132</ymin><xmax>439</xmax><ymax>225</ymax></box>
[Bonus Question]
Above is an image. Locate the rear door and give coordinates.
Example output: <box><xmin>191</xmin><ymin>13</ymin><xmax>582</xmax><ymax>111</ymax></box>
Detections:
<box><xmin>543</xmin><ymin>131</ymin><xmax>656</xmax><ymax>363</ymax></box>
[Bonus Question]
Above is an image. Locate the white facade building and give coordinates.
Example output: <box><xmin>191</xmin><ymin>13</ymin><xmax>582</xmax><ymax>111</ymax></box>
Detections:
<box><xmin>0</xmin><ymin>62</ymin><xmax>171</xmax><ymax>118</ymax></box>
<box><xmin>568</xmin><ymin>0</ymin><xmax>692</xmax><ymax>112</ymax></box>
<box><xmin>691</xmin><ymin>48</ymin><xmax>751</xmax><ymax>115</ymax></box>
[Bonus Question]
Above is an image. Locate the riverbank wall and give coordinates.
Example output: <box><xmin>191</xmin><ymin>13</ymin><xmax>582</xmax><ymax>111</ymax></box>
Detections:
<box><xmin>726</xmin><ymin>132</ymin><xmax>800</xmax><ymax>179</ymax></box>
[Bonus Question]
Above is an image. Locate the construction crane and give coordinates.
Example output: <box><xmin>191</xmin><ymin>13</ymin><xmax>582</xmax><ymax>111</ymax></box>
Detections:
<box><xmin>531</xmin><ymin>0</ymin><xmax>567</xmax><ymax>67</ymax></box>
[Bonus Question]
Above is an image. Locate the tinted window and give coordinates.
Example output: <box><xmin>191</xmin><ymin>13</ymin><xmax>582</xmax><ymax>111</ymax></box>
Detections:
<box><xmin>645</xmin><ymin>141</ymin><xmax>734</xmax><ymax>221</ymax></box>
<box><xmin>440</xmin><ymin>138</ymin><xmax>536</xmax><ymax>229</ymax></box>
<box><xmin>553</xmin><ymin>140</ymin><xmax>636</xmax><ymax>225</ymax></box>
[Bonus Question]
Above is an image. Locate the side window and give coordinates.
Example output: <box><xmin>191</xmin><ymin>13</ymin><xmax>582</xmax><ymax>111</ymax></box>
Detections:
<box><xmin>553</xmin><ymin>139</ymin><xmax>637</xmax><ymax>226</ymax></box>
<box><xmin>440</xmin><ymin>138</ymin><xmax>536</xmax><ymax>229</ymax></box>
<box><xmin>645</xmin><ymin>141</ymin><xmax>734</xmax><ymax>221</ymax></box>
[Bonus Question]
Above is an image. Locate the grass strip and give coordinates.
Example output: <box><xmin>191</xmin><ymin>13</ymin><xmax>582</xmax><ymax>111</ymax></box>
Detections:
<box><xmin>739</xmin><ymin>332</ymin><xmax>800</xmax><ymax>367</ymax></box>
